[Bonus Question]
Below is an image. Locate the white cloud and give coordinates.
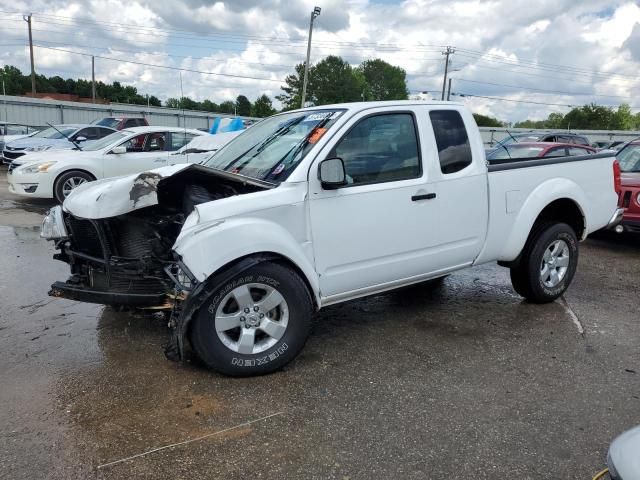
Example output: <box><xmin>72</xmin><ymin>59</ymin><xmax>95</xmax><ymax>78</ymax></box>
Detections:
<box><xmin>0</xmin><ymin>0</ymin><xmax>638</xmax><ymax>122</ymax></box>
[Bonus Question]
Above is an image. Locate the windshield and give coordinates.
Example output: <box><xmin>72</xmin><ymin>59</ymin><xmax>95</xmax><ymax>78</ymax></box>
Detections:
<box><xmin>32</xmin><ymin>126</ymin><xmax>77</xmax><ymax>139</ymax></box>
<box><xmin>94</xmin><ymin>118</ymin><xmax>121</xmax><ymax>128</ymax></box>
<box><xmin>204</xmin><ymin>109</ymin><xmax>344</xmax><ymax>182</ymax></box>
<box><xmin>617</xmin><ymin>144</ymin><xmax>640</xmax><ymax>172</ymax></box>
<box><xmin>495</xmin><ymin>135</ymin><xmax>541</xmax><ymax>148</ymax></box>
<box><xmin>81</xmin><ymin>131</ymin><xmax>128</xmax><ymax>151</ymax></box>
<box><xmin>487</xmin><ymin>145</ymin><xmax>545</xmax><ymax>160</ymax></box>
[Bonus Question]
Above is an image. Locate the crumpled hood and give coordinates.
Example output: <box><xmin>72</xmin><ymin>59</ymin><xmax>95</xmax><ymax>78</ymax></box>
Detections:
<box><xmin>63</xmin><ymin>164</ymin><xmax>192</xmax><ymax>219</ymax></box>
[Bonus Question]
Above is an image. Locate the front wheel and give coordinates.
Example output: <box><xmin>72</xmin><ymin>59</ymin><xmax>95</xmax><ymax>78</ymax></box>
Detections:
<box><xmin>189</xmin><ymin>262</ymin><xmax>313</xmax><ymax>376</ymax></box>
<box><xmin>54</xmin><ymin>170</ymin><xmax>94</xmax><ymax>203</ymax></box>
<box><xmin>510</xmin><ymin>223</ymin><xmax>579</xmax><ymax>303</ymax></box>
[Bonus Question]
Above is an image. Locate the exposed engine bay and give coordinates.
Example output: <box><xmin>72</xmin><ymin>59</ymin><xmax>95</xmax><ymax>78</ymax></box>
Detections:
<box><xmin>48</xmin><ymin>166</ymin><xmax>268</xmax><ymax>307</ymax></box>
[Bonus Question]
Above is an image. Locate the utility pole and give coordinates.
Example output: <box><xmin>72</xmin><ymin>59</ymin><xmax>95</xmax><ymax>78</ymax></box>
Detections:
<box><xmin>301</xmin><ymin>6</ymin><xmax>321</xmax><ymax>108</ymax></box>
<box><xmin>24</xmin><ymin>14</ymin><xmax>36</xmax><ymax>95</ymax></box>
<box><xmin>91</xmin><ymin>56</ymin><xmax>96</xmax><ymax>102</ymax></box>
<box><xmin>446</xmin><ymin>78</ymin><xmax>452</xmax><ymax>101</ymax></box>
<box><xmin>441</xmin><ymin>46</ymin><xmax>454</xmax><ymax>101</ymax></box>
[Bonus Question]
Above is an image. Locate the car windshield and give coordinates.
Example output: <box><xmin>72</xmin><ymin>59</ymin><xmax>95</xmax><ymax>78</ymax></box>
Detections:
<box><xmin>204</xmin><ymin>109</ymin><xmax>344</xmax><ymax>182</ymax></box>
<box><xmin>487</xmin><ymin>145</ymin><xmax>545</xmax><ymax>160</ymax></box>
<box><xmin>495</xmin><ymin>135</ymin><xmax>540</xmax><ymax>147</ymax></box>
<box><xmin>94</xmin><ymin>118</ymin><xmax>121</xmax><ymax>128</ymax></box>
<box><xmin>32</xmin><ymin>126</ymin><xmax>77</xmax><ymax>139</ymax></box>
<box><xmin>81</xmin><ymin>131</ymin><xmax>128</xmax><ymax>151</ymax></box>
<box><xmin>617</xmin><ymin>144</ymin><xmax>640</xmax><ymax>172</ymax></box>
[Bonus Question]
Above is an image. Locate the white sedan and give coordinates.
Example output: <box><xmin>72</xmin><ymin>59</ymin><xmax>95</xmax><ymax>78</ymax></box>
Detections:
<box><xmin>7</xmin><ymin>126</ymin><xmax>207</xmax><ymax>202</ymax></box>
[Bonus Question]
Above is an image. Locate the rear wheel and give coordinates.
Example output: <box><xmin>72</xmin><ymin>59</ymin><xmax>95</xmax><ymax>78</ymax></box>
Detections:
<box><xmin>54</xmin><ymin>170</ymin><xmax>94</xmax><ymax>203</ymax></box>
<box><xmin>189</xmin><ymin>262</ymin><xmax>313</xmax><ymax>376</ymax></box>
<box><xmin>509</xmin><ymin>223</ymin><xmax>579</xmax><ymax>303</ymax></box>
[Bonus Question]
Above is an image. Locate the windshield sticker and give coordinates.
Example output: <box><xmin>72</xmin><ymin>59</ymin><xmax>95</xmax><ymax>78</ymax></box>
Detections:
<box><xmin>308</xmin><ymin>128</ymin><xmax>327</xmax><ymax>144</ymax></box>
<box><xmin>304</xmin><ymin>112</ymin><xmax>333</xmax><ymax>122</ymax></box>
<box><xmin>272</xmin><ymin>163</ymin><xmax>285</xmax><ymax>175</ymax></box>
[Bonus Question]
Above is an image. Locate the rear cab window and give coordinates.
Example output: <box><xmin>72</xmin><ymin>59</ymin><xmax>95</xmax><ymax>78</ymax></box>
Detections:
<box><xmin>429</xmin><ymin>110</ymin><xmax>472</xmax><ymax>173</ymax></box>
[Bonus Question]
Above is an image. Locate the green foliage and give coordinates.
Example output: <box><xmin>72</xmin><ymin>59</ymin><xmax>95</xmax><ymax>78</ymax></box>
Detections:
<box><xmin>218</xmin><ymin>100</ymin><xmax>236</xmax><ymax>114</ymax></box>
<box><xmin>235</xmin><ymin>95</ymin><xmax>252</xmax><ymax>116</ymax></box>
<box><xmin>276</xmin><ymin>63</ymin><xmax>306</xmax><ymax>110</ymax></box>
<box><xmin>252</xmin><ymin>94</ymin><xmax>276</xmax><ymax>118</ymax></box>
<box><xmin>277</xmin><ymin>56</ymin><xmax>408</xmax><ymax>108</ymax></box>
<box><xmin>515</xmin><ymin>103</ymin><xmax>639</xmax><ymax>130</ymax></box>
<box><xmin>472</xmin><ymin>113</ymin><xmax>504</xmax><ymax>127</ymax></box>
<box><xmin>357</xmin><ymin>59</ymin><xmax>408</xmax><ymax>101</ymax></box>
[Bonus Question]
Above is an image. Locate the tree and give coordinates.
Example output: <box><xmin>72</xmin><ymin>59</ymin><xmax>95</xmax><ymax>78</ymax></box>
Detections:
<box><xmin>218</xmin><ymin>100</ymin><xmax>236</xmax><ymax>114</ymax></box>
<box><xmin>472</xmin><ymin>113</ymin><xmax>504</xmax><ymax>127</ymax></box>
<box><xmin>235</xmin><ymin>95</ymin><xmax>252</xmax><ymax>116</ymax></box>
<box><xmin>357</xmin><ymin>59</ymin><xmax>408</xmax><ymax>101</ymax></box>
<box><xmin>309</xmin><ymin>55</ymin><xmax>364</xmax><ymax>105</ymax></box>
<box><xmin>276</xmin><ymin>63</ymin><xmax>305</xmax><ymax>110</ymax></box>
<box><xmin>252</xmin><ymin>94</ymin><xmax>276</xmax><ymax>118</ymax></box>
<box><xmin>165</xmin><ymin>98</ymin><xmax>180</xmax><ymax>108</ymax></box>
<box><xmin>612</xmin><ymin>104</ymin><xmax>634</xmax><ymax>130</ymax></box>
<box><xmin>201</xmin><ymin>99</ymin><xmax>219</xmax><ymax>112</ymax></box>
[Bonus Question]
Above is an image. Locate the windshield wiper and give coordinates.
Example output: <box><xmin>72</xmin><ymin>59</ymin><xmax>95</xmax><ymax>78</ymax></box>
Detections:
<box><xmin>46</xmin><ymin>122</ymin><xmax>83</xmax><ymax>151</ymax></box>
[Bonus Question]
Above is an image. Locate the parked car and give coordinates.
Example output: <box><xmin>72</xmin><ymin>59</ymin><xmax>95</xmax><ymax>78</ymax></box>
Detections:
<box><xmin>8</xmin><ymin>126</ymin><xmax>205</xmax><ymax>202</ymax></box>
<box><xmin>486</xmin><ymin>132</ymin><xmax>590</xmax><ymax>156</ymax></box>
<box><xmin>0</xmin><ymin>123</ymin><xmax>45</xmax><ymax>163</ymax></box>
<box><xmin>40</xmin><ymin>101</ymin><xmax>622</xmax><ymax>376</ymax></box>
<box><xmin>174</xmin><ymin>131</ymin><xmax>242</xmax><ymax>164</ymax></box>
<box><xmin>487</xmin><ymin>142</ymin><xmax>596</xmax><ymax>161</ymax></box>
<box><xmin>615</xmin><ymin>141</ymin><xmax>640</xmax><ymax>234</ymax></box>
<box><xmin>93</xmin><ymin>117</ymin><xmax>149</xmax><ymax>130</ymax></box>
<box><xmin>2</xmin><ymin>124</ymin><xmax>116</xmax><ymax>162</ymax></box>
<box><xmin>592</xmin><ymin>140</ymin><xmax>626</xmax><ymax>151</ymax></box>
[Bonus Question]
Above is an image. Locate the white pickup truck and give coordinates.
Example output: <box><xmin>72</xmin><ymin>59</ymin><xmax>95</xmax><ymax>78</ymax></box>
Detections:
<box><xmin>41</xmin><ymin>101</ymin><xmax>623</xmax><ymax>376</ymax></box>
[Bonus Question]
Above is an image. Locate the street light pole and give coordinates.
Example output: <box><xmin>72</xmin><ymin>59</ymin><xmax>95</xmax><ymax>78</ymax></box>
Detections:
<box><xmin>301</xmin><ymin>6</ymin><xmax>321</xmax><ymax>108</ymax></box>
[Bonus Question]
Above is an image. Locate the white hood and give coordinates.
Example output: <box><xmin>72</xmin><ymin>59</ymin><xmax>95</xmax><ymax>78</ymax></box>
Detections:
<box><xmin>63</xmin><ymin>164</ymin><xmax>192</xmax><ymax>219</ymax></box>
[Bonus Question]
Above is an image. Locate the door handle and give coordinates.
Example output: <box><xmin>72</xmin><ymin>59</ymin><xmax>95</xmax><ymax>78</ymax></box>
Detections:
<box><xmin>411</xmin><ymin>193</ymin><xmax>436</xmax><ymax>201</ymax></box>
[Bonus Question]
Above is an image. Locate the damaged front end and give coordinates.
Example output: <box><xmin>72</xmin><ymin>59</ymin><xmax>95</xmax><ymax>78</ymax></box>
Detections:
<box><xmin>43</xmin><ymin>164</ymin><xmax>270</xmax><ymax>312</ymax></box>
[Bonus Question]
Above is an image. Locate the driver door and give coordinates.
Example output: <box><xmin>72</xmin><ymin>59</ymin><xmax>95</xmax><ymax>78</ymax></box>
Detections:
<box><xmin>102</xmin><ymin>132</ymin><xmax>169</xmax><ymax>177</ymax></box>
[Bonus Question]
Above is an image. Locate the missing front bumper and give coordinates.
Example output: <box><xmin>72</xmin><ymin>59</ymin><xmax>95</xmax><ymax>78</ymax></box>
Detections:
<box><xmin>49</xmin><ymin>281</ymin><xmax>169</xmax><ymax>307</ymax></box>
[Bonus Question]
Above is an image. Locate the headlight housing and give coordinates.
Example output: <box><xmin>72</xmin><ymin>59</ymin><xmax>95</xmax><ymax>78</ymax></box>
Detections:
<box><xmin>21</xmin><ymin>161</ymin><xmax>57</xmax><ymax>174</ymax></box>
<box><xmin>636</xmin><ymin>192</ymin><xmax>640</xmax><ymax>206</ymax></box>
<box><xmin>40</xmin><ymin>205</ymin><xmax>68</xmax><ymax>240</ymax></box>
<box><xmin>25</xmin><ymin>145</ymin><xmax>52</xmax><ymax>152</ymax></box>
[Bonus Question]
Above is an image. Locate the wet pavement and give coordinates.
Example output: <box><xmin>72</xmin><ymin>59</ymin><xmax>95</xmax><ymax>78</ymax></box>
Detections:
<box><xmin>0</xmin><ymin>167</ymin><xmax>639</xmax><ymax>479</ymax></box>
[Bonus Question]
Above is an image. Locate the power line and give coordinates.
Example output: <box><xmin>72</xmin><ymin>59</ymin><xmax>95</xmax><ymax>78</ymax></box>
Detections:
<box><xmin>33</xmin><ymin>44</ymin><xmax>286</xmax><ymax>83</ymax></box>
<box><xmin>456</xmin><ymin>78</ymin><xmax>636</xmax><ymax>100</ymax></box>
<box><xmin>453</xmin><ymin>92</ymin><xmax>640</xmax><ymax>109</ymax></box>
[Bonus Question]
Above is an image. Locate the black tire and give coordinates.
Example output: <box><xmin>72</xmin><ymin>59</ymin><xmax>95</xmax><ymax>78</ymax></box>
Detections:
<box><xmin>509</xmin><ymin>222</ymin><xmax>579</xmax><ymax>303</ymax></box>
<box><xmin>189</xmin><ymin>262</ymin><xmax>313</xmax><ymax>376</ymax></box>
<box><xmin>54</xmin><ymin>170</ymin><xmax>94</xmax><ymax>203</ymax></box>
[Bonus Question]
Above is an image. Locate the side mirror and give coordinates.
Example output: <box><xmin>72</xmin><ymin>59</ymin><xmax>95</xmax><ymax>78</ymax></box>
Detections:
<box><xmin>75</xmin><ymin>136</ymin><xmax>87</xmax><ymax>142</ymax></box>
<box><xmin>319</xmin><ymin>157</ymin><xmax>347</xmax><ymax>189</ymax></box>
<box><xmin>111</xmin><ymin>145</ymin><xmax>127</xmax><ymax>154</ymax></box>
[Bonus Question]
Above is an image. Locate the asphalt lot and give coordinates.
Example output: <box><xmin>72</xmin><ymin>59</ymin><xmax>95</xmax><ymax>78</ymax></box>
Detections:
<box><xmin>0</xmin><ymin>167</ymin><xmax>638</xmax><ymax>479</ymax></box>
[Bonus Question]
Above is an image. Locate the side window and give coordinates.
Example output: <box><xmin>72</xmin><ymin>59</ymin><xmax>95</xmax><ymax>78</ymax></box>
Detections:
<box><xmin>429</xmin><ymin>110</ymin><xmax>472</xmax><ymax>174</ymax></box>
<box><xmin>144</xmin><ymin>132</ymin><xmax>167</xmax><ymax>152</ymax></box>
<box><xmin>568</xmin><ymin>147</ymin><xmax>590</xmax><ymax>156</ymax></box>
<box><xmin>124</xmin><ymin>119</ymin><xmax>139</xmax><ymax>128</ymax></box>
<box><xmin>543</xmin><ymin>147</ymin><xmax>567</xmax><ymax>157</ymax></box>
<box><xmin>75</xmin><ymin>128</ymin><xmax>96</xmax><ymax>140</ymax></box>
<box><xmin>170</xmin><ymin>132</ymin><xmax>197</xmax><ymax>151</ymax></box>
<box><xmin>137</xmin><ymin>119</ymin><xmax>147</xmax><ymax>127</ymax></box>
<box><xmin>122</xmin><ymin>134</ymin><xmax>147</xmax><ymax>153</ymax></box>
<box><xmin>332</xmin><ymin>113</ymin><xmax>421</xmax><ymax>186</ymax></box>
<box><xmin>95</xmin><ymin>127</ymin><xmax>113</xmax><ymax>139</ymax></box>
<box><xmin>6</xmin><ymin>125</ymin><xmax>28</xmax><ymax>135</ymax></box>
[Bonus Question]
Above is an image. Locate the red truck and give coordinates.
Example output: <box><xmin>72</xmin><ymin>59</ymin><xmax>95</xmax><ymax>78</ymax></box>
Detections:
<box><xmin>93</xmin><ymin>117</ymin><xmax>149</xmax><ymax>130</ymax></box>
<box><xmin>616</xmin><ymin>141</ymin><xmax>640</xmax><ymax>234</ymax></box>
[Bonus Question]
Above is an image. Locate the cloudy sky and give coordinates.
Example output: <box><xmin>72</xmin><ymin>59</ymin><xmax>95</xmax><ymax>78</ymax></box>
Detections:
<box><xmin>1</xmin><ymin>0</ymin><xmax>639</xmax><ymax>122</ymax></box>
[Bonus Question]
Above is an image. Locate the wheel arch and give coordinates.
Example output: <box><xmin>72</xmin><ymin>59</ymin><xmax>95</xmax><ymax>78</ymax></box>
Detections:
<box><xmin>53</xmin><ymin>168</ymin><xmax>97</xmax><ymax>190</ymax></box>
